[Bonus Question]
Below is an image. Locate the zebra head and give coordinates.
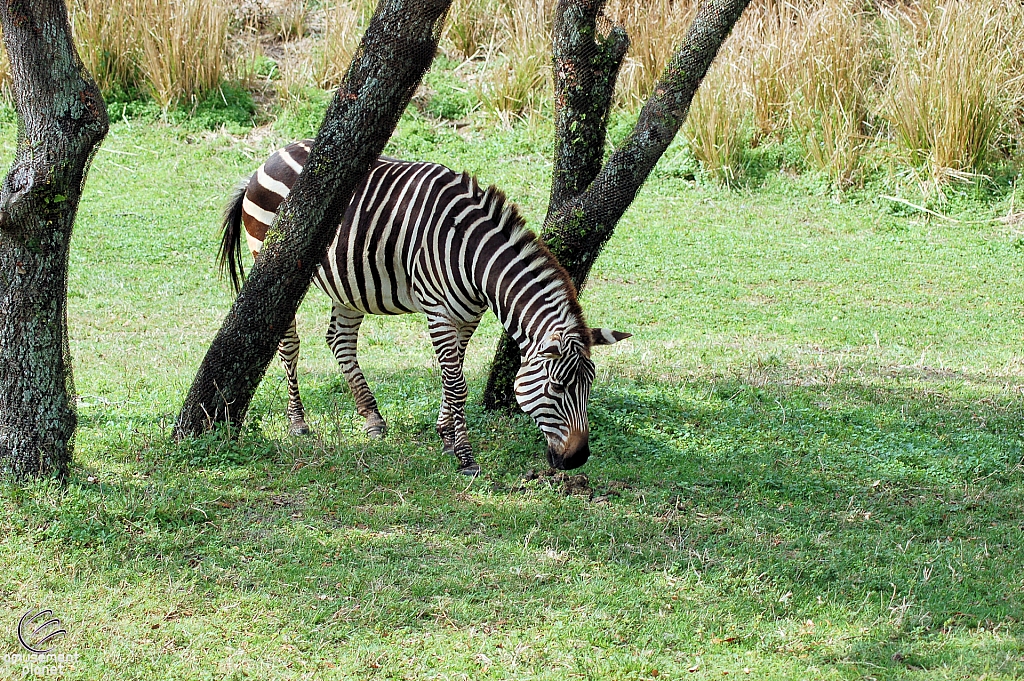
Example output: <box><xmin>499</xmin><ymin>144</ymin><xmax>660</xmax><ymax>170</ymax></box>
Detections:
<box><xmin>515</xmin><ymin>327</ymin><xmax>631</xmax><ymax>470</ymax></box>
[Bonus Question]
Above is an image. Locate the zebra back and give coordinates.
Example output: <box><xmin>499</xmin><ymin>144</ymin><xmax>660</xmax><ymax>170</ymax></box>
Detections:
<box><xmin>227</xmin><ymin>143</ymin><xmax>588</xmax><ymax>349</ymax></box>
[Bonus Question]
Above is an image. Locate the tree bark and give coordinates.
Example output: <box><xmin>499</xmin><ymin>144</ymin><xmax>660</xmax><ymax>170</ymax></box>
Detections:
<box><xmin>0</xmin><ymin>1</ymin><xmax>108</xmax><ymax>479</ymax></box>
<box><xmin>175</xmin><ymin>0</ymin><xmax>452</xmax><ymax>437</ymax></box>
<box><xmin>483</xmin><ymin>0</ymin><xmax>750</xmax><ymax>410</ymax></box>
<box><xmin>546</xmin><ymin>2</ymin><xmax>629</xmax><ymax>214</ymax></box>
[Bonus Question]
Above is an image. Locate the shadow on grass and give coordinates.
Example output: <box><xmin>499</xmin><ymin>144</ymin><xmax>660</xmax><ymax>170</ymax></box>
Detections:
<box><xmin>6</xmin><ymin>368</ymin><xmax>1023</xmax><ymax>676</ymax></box>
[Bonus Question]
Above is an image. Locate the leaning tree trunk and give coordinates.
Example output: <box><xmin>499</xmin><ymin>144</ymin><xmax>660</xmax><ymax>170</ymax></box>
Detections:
<box><xmin>0</xmin><ymin>1</ymin><xmax>108</xmax><ymax>479</ymax></box>
<box><xmin>484</xmin><ymin>0</ymin><xmax>750</xmax><ymax>409</ymax></box>
<box><xmin>175</xmin><ymin>0</ymin><xmax>452</xmax><ymax>437</ymax></box>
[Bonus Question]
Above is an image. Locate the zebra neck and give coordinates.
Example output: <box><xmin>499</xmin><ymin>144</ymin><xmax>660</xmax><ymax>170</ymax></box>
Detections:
<box><xmin>482</xmin><ymin>258</ymin><xmax>582</xmax><ymax>355</ymax></box>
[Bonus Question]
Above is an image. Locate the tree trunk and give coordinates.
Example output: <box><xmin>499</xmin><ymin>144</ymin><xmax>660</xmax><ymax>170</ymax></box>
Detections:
<box><xmin>484</xmin><ymin>0</ymin><xmax>628</xmax><ymax>410</ymax></box>
<box><xmin>175</xmin><ymin>0</ymin><xmax>452</xmax><ymax>438</ymax></box>
<box><xmin>483</xmin><ymin>0</ymin><xmax>750</xmax><ymax>410</ymax></box>
<box><xmin>0</xmin><ymin>1</ymin><xmax>108</xmax><ymax>479</ymax></box>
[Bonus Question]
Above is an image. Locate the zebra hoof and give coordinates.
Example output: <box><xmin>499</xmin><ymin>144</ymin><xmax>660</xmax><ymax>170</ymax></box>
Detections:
<box><xmin>289</xmin><ymin>422</ymin><xmax>311</xmax><ymax>436</ymax></box>
<box><xmin>365</xmin><ymin>424</ymin><xmax>386</xmax><ymax>439</ymax></box>
<box><xmin>457</xmin><ymin>462</ymin><xmax>481</xmax><ymax>477</ymax></box>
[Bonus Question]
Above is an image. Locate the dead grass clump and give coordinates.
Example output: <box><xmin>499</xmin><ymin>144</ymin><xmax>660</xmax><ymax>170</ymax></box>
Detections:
<box><xmin>5</xmin><ymin>0</ymin><xmax>1015</xmax><ymax>190</ymax></box>
<box><xmin>70</xmin><ymin>0</ymin><xmax>143</xmax><ymax>96</ymax></box>
<box><xmin>882</xmin><ymin>0</ymin><xmax>1024</xmax><ymax>180</ymax></box>
<box><xmin>744</xmin><ymin>3</ymin><xmax>797</xmax><ymax>141</ymax></box>
<box><xmin>272</xmin><ymin>0</ymin><xmax>309</xmax><ymax>41</ymax></box>
<box><xmin>787</xmin><ymin>0</ymin><xmax>871</xmax><ymax>185</ymax></box>
<box><xmin>312</xmin><ymin>1</ymin><xmax>366</xmax><ymax>90</ymax></box>
<box><xmin>444</xmin><ymin>0</ymin><xmax>504</xmax><ymax>61</ymax></box>
<box><xmin>682</xmin><ymin>0</ymin><xmax>871</xmax><ymax>184</ymax></box>
<box><xmin>140</xmin><ymin>0</ymin><xmax>229</xmax><ymax>108</ymax></box>
<box><xmin>68</xmin><ymin>0</ymin><xmax>231</xmax><ymax>108</ymax></box>
<box><xmin>685</xmin><ymin>57</ymin><xmax>748</xmax><ymax>185</ymax></box>
<box><xmin>476</xmin><ymin>0</ymin><xmax>554</xmax><ymax>123</ymax></box>
<box><xmin>607</xmin><ymin>0</ymin><xmax>695</xmax><ymax>108</ymax></box>
<box><xmin>0</xmin><ymin>35</ymin><xmax>9</xmax><ymax>102</ymax></box>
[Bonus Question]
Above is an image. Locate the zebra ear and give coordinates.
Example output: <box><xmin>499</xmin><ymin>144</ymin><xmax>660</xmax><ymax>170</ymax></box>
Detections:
<box><xmin>589</xmin><ymin>328</ymin><xmax>631</xmax><ymax>346</ymax></box>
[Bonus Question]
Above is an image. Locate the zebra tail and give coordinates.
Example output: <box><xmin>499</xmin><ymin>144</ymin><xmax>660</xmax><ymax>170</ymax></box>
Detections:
<box><xmin>218</xmin><ymin>182</ymin><xmax>247</xmax><ymax>294</ymax></box>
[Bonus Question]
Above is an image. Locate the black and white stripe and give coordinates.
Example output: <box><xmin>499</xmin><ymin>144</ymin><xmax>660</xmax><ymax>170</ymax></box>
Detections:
<box><xmin>220</xmin><ymin>140</ymin><xmax>629</xmax><ymax>473</ymax></box>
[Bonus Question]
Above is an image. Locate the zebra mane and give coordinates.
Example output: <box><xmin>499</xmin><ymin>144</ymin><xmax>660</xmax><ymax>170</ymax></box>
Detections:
<box><xmin>470</xmin><ymin>175</ymin><xmax>589</xmax><ymax>341</ymax></box>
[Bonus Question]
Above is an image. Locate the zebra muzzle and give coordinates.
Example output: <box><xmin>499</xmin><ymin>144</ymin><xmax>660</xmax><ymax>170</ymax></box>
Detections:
<box><xmin>548</xmin><ymin>431</ymin><xmax>590</xmax><ymax>470</ymax></box>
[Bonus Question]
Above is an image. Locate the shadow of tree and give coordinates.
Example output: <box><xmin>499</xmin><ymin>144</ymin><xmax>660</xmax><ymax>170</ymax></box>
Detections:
<box><xmin>12</xmin><ymin>369</ymin><xmax>1022</xmax><ymax>676</ymax></box>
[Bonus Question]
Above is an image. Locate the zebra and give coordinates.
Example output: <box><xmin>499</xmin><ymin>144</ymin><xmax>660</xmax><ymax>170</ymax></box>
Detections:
<box><xmin>219</xmin><ymin>140</ymin><xmax>630</xmax><ymax>475</ymax></box>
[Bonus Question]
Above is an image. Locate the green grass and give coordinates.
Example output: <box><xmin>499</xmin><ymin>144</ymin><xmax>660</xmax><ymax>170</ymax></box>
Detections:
<box><xmin>1</xmin><ymin>102</ymin><xmax>1023</xmax><ymax>679</ymax></box>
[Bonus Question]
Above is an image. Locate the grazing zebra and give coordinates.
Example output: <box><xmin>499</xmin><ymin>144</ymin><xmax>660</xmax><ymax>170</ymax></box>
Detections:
<box><xmin>219</xmin><ymin>140</ymin><xmax>629</xmax><ymax>475</ymax></box>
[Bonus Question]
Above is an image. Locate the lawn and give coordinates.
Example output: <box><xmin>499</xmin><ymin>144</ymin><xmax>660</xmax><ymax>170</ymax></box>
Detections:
<box><xmin>1</xmin><ymin>104</ymin><xmax>1023</xmax><ymax>679</ymax></box>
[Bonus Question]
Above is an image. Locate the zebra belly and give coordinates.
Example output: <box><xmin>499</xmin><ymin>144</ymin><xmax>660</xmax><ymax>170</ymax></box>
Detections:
<box><xmin>310</xmin><ymin>228</ymin><xmax>420</xmax><ymax>316</ymax></box>
<box><xmin>309</xmin><ymin>246</ymin><xmax>489</xmax><ymax>327</ymax></box>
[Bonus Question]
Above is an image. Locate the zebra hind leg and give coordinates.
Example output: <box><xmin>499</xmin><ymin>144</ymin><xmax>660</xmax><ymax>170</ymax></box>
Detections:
<box><xmin>278</xmin><ymin>318</ymin><xmax>311</xmax><ymax>436</ymax></box>
<box><xmin>326</xmin><ymin>304</ymin><xmax>387</xmax><ymax>438</ymax></box>
<box><xmin>428</xmin><ymin>315</ymin><xmax>480</xmax><ymax>476</ymax></box>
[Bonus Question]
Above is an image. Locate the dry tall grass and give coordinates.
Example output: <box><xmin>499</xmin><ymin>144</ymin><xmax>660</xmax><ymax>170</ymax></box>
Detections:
<box><xmin>70</xmin><ymin>0</ymin><xmax>141</xmax><ymax>95</ymax></box>
<box><xmin>744</xmin><ymin>4</ymin><xmax>796</xmax><ymax>141</ymax></box>
<box><xmin>0</xmin><ymin>34</ymin><xmax>9</xmax><ymax>103</ymax></box>
<box><xmin>139</xmin><ymin>0</ymin><xmax>229</xmax><ymax>108</ymax></box>
<box><xmin>66</xmin><ymin>0</ymin><xmax>231</xmax><ymax>108</ymax></box>
<box><xmin>787</xmin><ymin>0</ymin><xmax>870</xmax><ymax>184</ymax></box>
<box><xmin>272</xmin><ymin>0</ymin><xmax>309</xmax><ymax>41</ymax></box>
<box><xmin>607</xmin><ymin>0</ymin><xmax>695</xmax><ymax>108</ymax></box>
<box><xmin>0</xmin><ymin>2</ymin><xmax>230</xmax><ymax>108</ymax></box>
<box><xmin>607</xmin><ymin>0</ymin><xmax>1021</xmax><ymax>184</ymax></box>
<box><xmin>683</xmin><ymin>0</ymin><xmax>872</xmax><ymax>184</ymax></box>
<box><xmin>883</xmin><ymin>0</ymin><xmax>1024</xmax><ymax>180</ymax></box>
<box><xmin>475</xmin><ymin>0</ymin><xmax>554</xmax><ymax>121</ymax></box>
<box><xmin>684</xmin><ymin>58</ymin><xmax>748</xmax><ymax>184</ymax></box>
<box><xmin>444</xmin><ymin>0</ymin><xmax>504</xmax><ymax>61</ymax></box>
<box><xmin>312</xmin><ymin>1</ymin><xmax>365</xmax><ymax>90</ymax></box>
<box><xmin>1</xmin><ymin>0</ymin><xmax>1020</xmax><ymax>186</ymax></box>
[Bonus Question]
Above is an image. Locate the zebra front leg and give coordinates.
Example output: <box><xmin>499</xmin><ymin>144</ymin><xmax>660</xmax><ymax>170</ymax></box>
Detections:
<box><xmin>428</xmin><ymin>316</ymin><xmax>479</xmax><ymax>476</ymax></box>
<box><xmin>325</xmin><ymin>304</ymin><xmax>387</xmax><ymax>438</ymax></box>
<box><xmin>435</xmin><ymin>319</ymin><xmax>479</xmax><ymax>457</ymax></box>
<box><xmin>278</xmin><ymin>319</ymin><xmax>311</xmax><ymax>436</ymax></box>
